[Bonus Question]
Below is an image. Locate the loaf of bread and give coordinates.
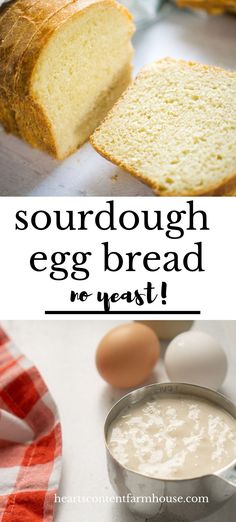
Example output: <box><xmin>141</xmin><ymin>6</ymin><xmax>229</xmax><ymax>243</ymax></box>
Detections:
<box><xmin>177</xmin><ymin>0</ymin><xmax>236</xmax><ymax>15</ymax></box>
<box><xmin>0</xmin><ymin>0</ymin><xmax>134</xmax><ymax>159</ymax></box>
<box><xmin>91</xmin><ymin>58</ymin><xmax>236</xmax><ymax>197</ymax></box>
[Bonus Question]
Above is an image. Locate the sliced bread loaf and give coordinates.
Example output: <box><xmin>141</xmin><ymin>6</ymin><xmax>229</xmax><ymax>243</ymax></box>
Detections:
<box><xmin>0</xmin><ymin>0</ymin><xmax>134</xmax><ymax>159</ymax></box>
<box><xmin>0</xmin><ymin>0</ymin><xmax>77</xmax><ymax>133</ymax></box>
<box><xmin>91</xmin><ymin>58</ymin><xmax>236</xmax><ymax>196</ymax></box>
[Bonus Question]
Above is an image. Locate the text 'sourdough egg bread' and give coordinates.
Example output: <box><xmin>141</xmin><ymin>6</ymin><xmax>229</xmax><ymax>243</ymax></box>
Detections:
<box><xmin>91</xmin><ymin>58</ymin><xmax>236</xmax><ymax>196</ymax></box>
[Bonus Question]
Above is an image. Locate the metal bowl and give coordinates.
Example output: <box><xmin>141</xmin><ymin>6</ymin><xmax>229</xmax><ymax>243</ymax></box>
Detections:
<box><xmin>104</xmin><ymin>382</ymin><xmax>236</xmax><ymax>521</ymax></box>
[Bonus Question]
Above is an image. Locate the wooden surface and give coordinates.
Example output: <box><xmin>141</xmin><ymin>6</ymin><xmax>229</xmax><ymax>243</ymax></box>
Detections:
<box><xmin>0</xmin><ymin>7</ymin><xmax>236</xmax><ymax>196</ymax></box>
<box><xmin>2</xmin><ymin>320</ymin><xmax>236</xmax><ymax>522</ymax></box>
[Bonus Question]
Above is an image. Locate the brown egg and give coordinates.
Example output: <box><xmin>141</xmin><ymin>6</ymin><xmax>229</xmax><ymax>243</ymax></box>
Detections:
<box><xmin>96</xmin><ymin>323</ymin><xmax>160</xmax><ymax>388</ymax></box>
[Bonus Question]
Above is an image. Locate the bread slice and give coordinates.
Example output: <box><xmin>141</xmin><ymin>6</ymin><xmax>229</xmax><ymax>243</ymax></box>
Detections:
<box><xmin>0</xmin><ymin>1</ymin><xmax>79</xmax><ymax>134</ymax></box>
<box><xmin>91</xmin><ymin>58</ymin><xmax>236</xmax><ymax>196</ymax></box>
<box><xmin>0</xmin><ymin>1</ymin><xmax>82</xmax><ymax>90</ymax></box>
<box><xmin>0</xmin><ymin>1</ymin><xmax>77</xmax><ymax>83</ymax></box>
<box><xmin>0</xmin><ymin>0</ymin><xmax>134</xmax><ymax>159</ymax></box>
<box><xmin>0</xmin><ymin>0</ymin><xmax>77</xmax><ymax>133</ymax></box>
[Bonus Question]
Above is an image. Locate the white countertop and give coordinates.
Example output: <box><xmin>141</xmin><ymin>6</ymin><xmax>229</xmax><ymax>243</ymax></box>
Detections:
<box><xmin>2</xmin><ymin>320</ymin><xmax>236</xmax><ymax>522</ymax></box>
<box><xmin>0</xmin><ymin>7</ymin><xmax>236</xmax><ymax>196</ymax></box>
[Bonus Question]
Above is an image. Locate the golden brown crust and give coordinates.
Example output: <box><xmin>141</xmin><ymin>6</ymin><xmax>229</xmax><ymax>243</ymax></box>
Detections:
<box><xmin>15</xmin><ymin>95</ymin><xmax>58</xmax><ymax>156</ymax></box>
<box><xmin>0</xmin><ymin>1</ymin><xmax>51</xmax><ymax>89</ymax></box>
<box><xmin>177</xmin><ymin>0</ymin><xmax>236</xmax><ymax>14</ymax></box>
<box><xmin>222</xmin><ymin>188</ymin><xmax>236</xmax><ymax>196</ymax></box>
<box><xmin>0</xmin><ymin>94</ymin><xmax>19</xmax><ymax>134</ymax></box>
<box><xmin>0</xmin><ymin>0</ymin><xmax>32</xmax><ymax>37</ymax></box>
<box><xmin>0</xmin><ymin>0</ymin><xmax>79</xmax><ymax>132</ymax></box>
<box><xmin>0</xmin><ymin>1</ymin><xmax>44</xmax><ymax>130</ymax></box>
<box><xmin>209</xmin><ymin>177</ymin><xmax>236</xmax><ymax>196</ymax></box>
<box><xmin>11</xmin><ymin>1</ymin><xmax>80</xmax><ymax>94</ymax></box>
<box><xmin>91</xmin><ymin>58</ymin><xmax>236</xmax><ymax>196</ymax></box>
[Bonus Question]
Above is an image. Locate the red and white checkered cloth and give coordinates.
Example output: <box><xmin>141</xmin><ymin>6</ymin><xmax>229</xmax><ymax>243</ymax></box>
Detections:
<box><xmin>0</xmin><ymin>328</ymin><xmax>62</xmax><ymax>522</ymax></box>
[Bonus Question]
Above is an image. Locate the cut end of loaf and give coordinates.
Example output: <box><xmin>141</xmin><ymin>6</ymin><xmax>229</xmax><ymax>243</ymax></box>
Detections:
<box><xmin>91</xmin><ymin>58</ymin><xmax>236</xmax><ymax>196</ymax></box>
<box><xmin>0</xmin><ymin>0</ymin><xmax>134</xmax><ymax>160</ymax></box>
<box><xmin>30</xmin><ymin>0</ymin><xmax>134</xmax><ymax>159</ymax></box>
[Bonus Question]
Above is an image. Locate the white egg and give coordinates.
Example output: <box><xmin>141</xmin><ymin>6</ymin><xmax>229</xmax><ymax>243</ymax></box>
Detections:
<box><xmin>164</xmin><ymin>331</ymin><xmax>228</xmax><ymax>390</ymax></box>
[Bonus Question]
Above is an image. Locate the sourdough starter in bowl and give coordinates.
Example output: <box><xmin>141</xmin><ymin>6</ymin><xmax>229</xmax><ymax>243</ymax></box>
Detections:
<box><xmin>107</xmin><ymin>393</ymin><xmax>236</xmax><ymax>479</ymax></box>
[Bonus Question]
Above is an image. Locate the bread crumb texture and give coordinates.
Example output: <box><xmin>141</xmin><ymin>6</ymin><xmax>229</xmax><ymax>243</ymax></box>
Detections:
<box><xmin>91</xmin><ymin>58</ymin><xmax>236</xmax><ymax>196</ymax></box>
<box><xmin>0</xmin><ymin>0</ymin><xmax>134</xmax><ymax>159</ymax></box>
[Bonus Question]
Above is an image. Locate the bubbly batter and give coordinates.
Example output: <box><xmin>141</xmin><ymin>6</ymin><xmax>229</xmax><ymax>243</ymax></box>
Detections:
<box><xmin>107</xmin><ymin>394</ymin><xmax>236</xmax><ymax>479</ymax></box>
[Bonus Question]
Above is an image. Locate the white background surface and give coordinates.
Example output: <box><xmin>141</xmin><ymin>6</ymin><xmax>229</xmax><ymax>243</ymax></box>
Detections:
<box><xmin>2</xmin><ymin>319</ymin><xmax>236</xmax><ymax>522</ymax></box>
<box><xmin>0</xmin><ymin>6</ymin><xmax>236</xmax><ymax>196</ymax></box>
